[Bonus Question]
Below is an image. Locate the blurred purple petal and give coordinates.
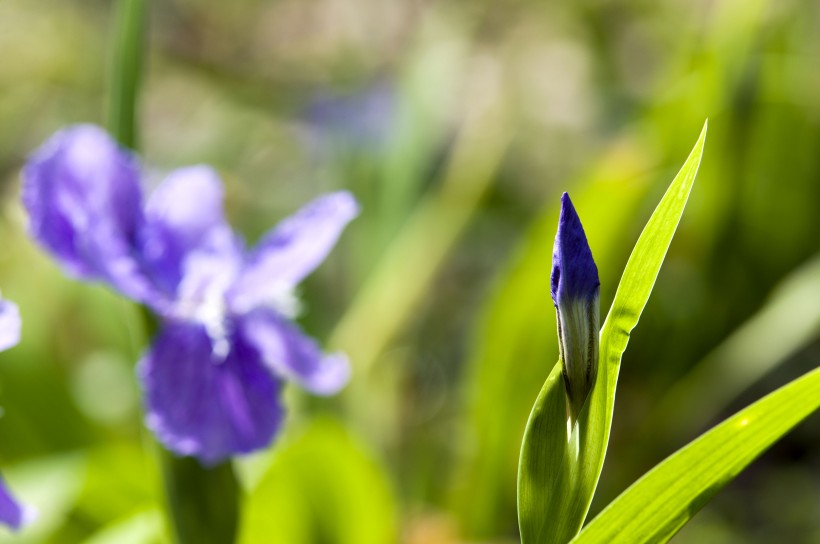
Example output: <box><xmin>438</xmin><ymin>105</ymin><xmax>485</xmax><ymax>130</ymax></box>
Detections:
<box><xmin>240</xmin><ymin>309</ymin><xmax>349</xmax><ymax>395</ymax></box>
<box><xmin>22</xmin><ymin>125</ymin><xmax>155</xmax><ymax>303</ymax></box>
<box><xmin>0</xmin><ymin>477</ymin><xmax>29</xmax><ymax>530</ymax></box>
<box><xmin>305</xmin><ymin>81</ymin><xmax>397</xmax><ymax>152</ymax></box>
<box><xmin>0</xmin><ymin>299</ymin><xmax>20</xmax><ymax>352</ymax></box>
<box><xmin>141</xmin><ymin>167</ymin><xmax>237</xmax><ymax>295</ymax></box>
<box><xmin>229</xmin><ymin>191</ymin><xmax>358</xmax><ymax>312</ymax></box>
<box><xmin>138</xmin><ymin>321</ymin><xmax>284</xmax><ymax>465</ymax></box>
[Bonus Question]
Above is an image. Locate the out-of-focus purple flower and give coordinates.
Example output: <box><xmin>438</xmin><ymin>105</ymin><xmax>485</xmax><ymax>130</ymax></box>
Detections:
<box><xmin>304</xmin><ymin>81</ymin><xmax>396</xmax><ymax>153</ymax></box>
<box><xmin>23</xmin><ymin>125</ymin><xmax>358</xmax><ymax>465</ymax></box>
<box><xmin>551</xmin><ymin>192</ymin><xmax>600</xmax><ymax>424</ymax></box>
<box><xmin>0</xmin><ymin>296</ymin><xmax>31</xmax><ymax>530</ymax></box>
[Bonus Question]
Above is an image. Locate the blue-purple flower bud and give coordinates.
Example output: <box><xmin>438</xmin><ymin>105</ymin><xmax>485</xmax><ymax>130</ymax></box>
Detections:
<box><xmin>551</xmin><ymin>193</ymin><xmax>600</xmax><ymax>425</ymax></box>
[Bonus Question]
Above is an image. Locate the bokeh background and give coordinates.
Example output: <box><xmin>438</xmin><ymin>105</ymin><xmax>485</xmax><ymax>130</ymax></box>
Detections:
<box><xmin>1</xmin><ymin>0</ymin><xmax>819</xmax><ymax>542</ymax></box>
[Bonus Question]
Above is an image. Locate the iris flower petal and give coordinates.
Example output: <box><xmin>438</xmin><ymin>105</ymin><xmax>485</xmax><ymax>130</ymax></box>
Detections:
<box><xmin>22</xmin><ymin>125</ymin><xmax>155</xmax><ymax>303</ymax></box>
<box><xmin>142</xmin><ymin>166</ymin><xmax>237</xmax><ymax>295</ymax></box>
<box><xmin>138</xmin><ymin>321</ymin><xmax>284</xmax><ymax>466</ymax></box>
<box><xmin>0</xmin><ymin>299</ymin><xmax>20</xmax><ymax>353</ymax></box>
<box><xmin>228</xmin><ymin>191</ymin><xmax>359</xmax><ymax>312</ymax></box>
<box><xmin>240</xmin><ymin>309</ymin><xmax>350</xmax><ymax>395</ymax></box>
<box><xmin>0</xmin><ymin>477</ymin><xmax>30</xmax><ymax>531</ymax></box>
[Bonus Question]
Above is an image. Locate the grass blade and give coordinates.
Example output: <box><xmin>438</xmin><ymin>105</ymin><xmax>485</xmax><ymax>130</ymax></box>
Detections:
<box><xmin>573</xmin><ymin>367</ymin><xmax>820</xmax><ymax>543</ymax></box>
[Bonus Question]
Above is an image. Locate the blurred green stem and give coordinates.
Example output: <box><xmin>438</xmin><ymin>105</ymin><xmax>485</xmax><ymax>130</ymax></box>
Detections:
<box><xmin>108</xmin><ymin>1</ymin><xmax>240</xmax><ymax>542</ymax></box>
<box><xmin>161</xmin><ymin>452</ymin><xmax>241</xmax><ymax>544</ymax></box>
<box><xmin>108</xmin><ymin>0</ymin><xmax>146</xmax><ymax>148</ymax></box>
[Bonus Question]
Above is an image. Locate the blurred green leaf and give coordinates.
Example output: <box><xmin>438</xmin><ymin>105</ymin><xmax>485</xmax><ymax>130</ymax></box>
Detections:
<box><xmin>517</xmin><ymin>121</ymin><xmax>707</xmax><ymax>543</ymax></box>
<box><xmin>331</xmin><ymin>57</ymin><xmax>510</xmax><ymax>377</ymax></box>
<box><xmin>239</xmin><ymin>418</ymin><xmax>395</xmax><ymax>544</ymax></box>
<box><xmin>82</xmin><ymin>509</ymin><xmax>164</xmax><ymax>544</ymax></box>
<box><xmin>74</xmin><ymin>443</ymin><xmax>159</xmax><ymax>527</ymax></box>
<box><xmin>376</xmin><ymin>15</ymin><xmax>469</xmax><ymax>247</ymax></box>
<box><xmin>330</xmin><ymin>60</ymin><xmax>511</xmax><ymax>445</ymax></box>
<box><xmin>652</xmin><ymin>252</ymin><xmax>820</xmax><ymax>440</ymax></box>
<box><xmin>573</xmin><ymin>366</ymin><xmax>820</xmax><ymax>544</ymax></box>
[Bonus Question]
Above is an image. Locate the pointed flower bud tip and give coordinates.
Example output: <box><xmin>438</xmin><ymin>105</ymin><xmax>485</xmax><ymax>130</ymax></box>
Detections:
<box><xmin>551</xmin><ymin>192</ymin><xmax>600</xmax><ymax>425</ymax></box>
<box><xmin>551</xmin><ymin>193</ymin><xmax>600</xmax><ymax>307</ymax></box>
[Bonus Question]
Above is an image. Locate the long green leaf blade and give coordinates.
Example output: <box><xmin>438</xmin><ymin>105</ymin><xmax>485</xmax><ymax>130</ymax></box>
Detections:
<box><xmin>517</xmin><ymin>121</ymin><xmax>708</xmax><ymax>543</ymax></box>
<box><xmin>573</xmin><ymin>367</ymin><xmax>820</xmax><ymax>543</ymax></box>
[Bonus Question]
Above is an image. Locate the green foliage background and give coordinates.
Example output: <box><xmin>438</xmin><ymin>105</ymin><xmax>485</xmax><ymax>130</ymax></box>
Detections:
<box><xmin>0</xmin><ymin>0</ymin><xmax>818</xmax><ymax>542</ymax></box>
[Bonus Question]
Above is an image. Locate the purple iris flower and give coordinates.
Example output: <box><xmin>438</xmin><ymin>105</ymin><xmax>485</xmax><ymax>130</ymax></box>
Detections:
<box><xmin>23</xmin><ymin>125</ymin><xmax>358</xmax><ymax>465</ymax></box>
<box><xmin>551</xmin><ymin>193</ymin><xmax>600</xmax><ymax>424</ymax></box>
<box><xmin>0</xmin><ymin>296</ymin><xmax>32</xmax><ymax>530</ymax></box>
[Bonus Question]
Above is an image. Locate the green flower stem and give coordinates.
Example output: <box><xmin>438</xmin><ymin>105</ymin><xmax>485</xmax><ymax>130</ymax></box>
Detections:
<box><xmin>161</xmin><ymin>451</ymin><xmax>241</xmax><ymax>544</ymax></box>
<box><xmin>107</xmin><ymin>2</ymin><xmax>241</xmax><ymax>541</ymax></box>
<box><xmin>108</xmin><ymin>0</ymin><xmax>146</xmax><ymax>149</ymax></box>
